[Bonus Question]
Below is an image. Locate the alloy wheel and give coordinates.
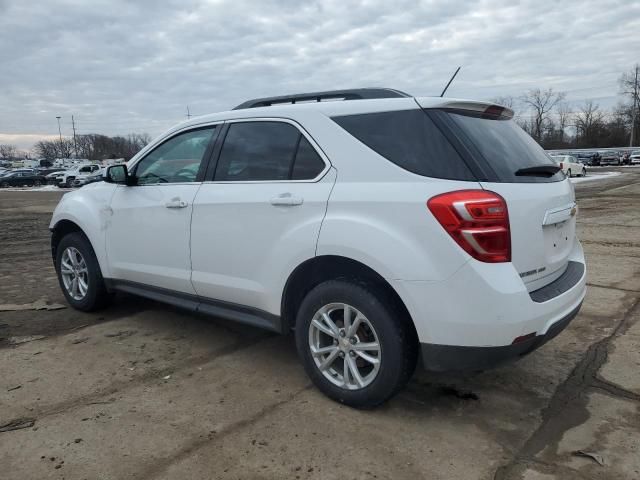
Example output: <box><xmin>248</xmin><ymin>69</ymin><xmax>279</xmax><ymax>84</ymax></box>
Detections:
<box><xmin>308</xmin><ymin>303</ymin><xmax>381</xmax><ymax>390</ymax></box>
<box><xmin>60</xmin><ymin>247</ymin><xmax>89</xmax><ymax>301</ymax></box>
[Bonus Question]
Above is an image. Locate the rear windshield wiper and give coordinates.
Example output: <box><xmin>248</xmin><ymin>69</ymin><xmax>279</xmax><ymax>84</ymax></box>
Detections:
<box><xmin>515</xmin><ymin>165</ymin><xmax>562</xmax><ymax>177</ymax></box>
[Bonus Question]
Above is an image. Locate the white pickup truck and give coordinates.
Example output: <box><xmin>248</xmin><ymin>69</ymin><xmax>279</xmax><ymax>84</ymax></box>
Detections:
<box><xmin>56</xmin><ymin>164</ymin><xmax>101</xmax><ymax>188</ymax></box>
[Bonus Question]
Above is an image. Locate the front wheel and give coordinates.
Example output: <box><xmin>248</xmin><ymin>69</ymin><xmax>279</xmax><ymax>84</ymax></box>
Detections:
<box><xmin>55</xmin><ymin>232</ymin><xmax>111</xmax><ymax>311</ymax></box>
<box><xmin>581</xmin><ymin>168</ymin><xmax>587</xmax><ymax>177</ymax></box>
<box><xmin>295</xmin><ymin>279</ymin><xmax>417</xmax><ymax>408</ymax></box>
<box><xmin>0</xmin><ymin>181</ymin><xmax>9</xmax><ymax>188</ymax></box>
<box><xmin>34</xmin><ymin>180</ymin><xmax>42</xmax><ymax>187</ymax></box>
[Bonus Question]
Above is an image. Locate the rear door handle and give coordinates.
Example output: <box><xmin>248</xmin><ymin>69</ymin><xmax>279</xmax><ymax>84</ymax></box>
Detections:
<box><xmin>165</xmin><ymin>198</ymin><xmax>189</xmax><ymax>209</ymax></box>
<box><xmin>270</xmin><ymin>193</ymin><xmax>303</xmax><ymax>206</ymax></box>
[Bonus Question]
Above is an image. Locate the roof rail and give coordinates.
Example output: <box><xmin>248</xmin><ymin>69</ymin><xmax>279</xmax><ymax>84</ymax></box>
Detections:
<box><xmin>232</xmin><ymin>88</ymin><xmax>411</xmax><ymax>110</ymax></box>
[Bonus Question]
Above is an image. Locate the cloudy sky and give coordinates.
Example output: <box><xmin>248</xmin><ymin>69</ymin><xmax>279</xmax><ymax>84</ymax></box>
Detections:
<box><xmin>1</xmin><ymin>0</ymin><xmax>639</xmax><ymax>151</ymax></box>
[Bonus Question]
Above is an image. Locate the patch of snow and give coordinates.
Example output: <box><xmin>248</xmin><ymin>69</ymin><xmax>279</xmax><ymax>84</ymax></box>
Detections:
<box><xmin>570</xmin><ymin>171</ymin><xmax>622</xmax><ymax>184</ymax></box>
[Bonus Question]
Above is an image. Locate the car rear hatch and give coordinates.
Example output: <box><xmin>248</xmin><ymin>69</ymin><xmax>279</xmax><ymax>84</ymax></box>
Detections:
<box><xmin>419</xmin><ymin>99</ymin><xmax>577</xmax><ymax>291</ymax></box>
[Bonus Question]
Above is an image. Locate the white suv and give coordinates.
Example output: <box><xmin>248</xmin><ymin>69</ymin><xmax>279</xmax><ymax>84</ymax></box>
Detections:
<box><xmin>50</xmin><ymin>89</ymin><xmax>586</xmax><ymax>407</ymax></box>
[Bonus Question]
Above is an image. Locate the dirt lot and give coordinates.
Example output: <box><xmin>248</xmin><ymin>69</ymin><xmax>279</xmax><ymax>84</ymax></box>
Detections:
<box><xmin>1</xmin><ymin>171</ymin><xmax>639</xmax><ymax>480</ymax></box>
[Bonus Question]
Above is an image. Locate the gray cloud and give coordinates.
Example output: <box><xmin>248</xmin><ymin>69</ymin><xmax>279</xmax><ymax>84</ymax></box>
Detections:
<box><xmin>1</xmin><ymin>0</ymin><xmax>639</xmax><ymax>150</ymax></box>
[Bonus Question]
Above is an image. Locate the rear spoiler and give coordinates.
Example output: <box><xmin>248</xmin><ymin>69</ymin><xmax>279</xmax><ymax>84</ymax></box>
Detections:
<box><xmin>418</xmin><ymin>98</ymin><xmax>514</xmax><ymax>120</ymax></box>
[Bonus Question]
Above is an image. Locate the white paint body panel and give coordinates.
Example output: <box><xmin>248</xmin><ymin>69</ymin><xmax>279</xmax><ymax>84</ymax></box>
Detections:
<box><xmin>49</xmin><ymin>182</ymin><xmax>117</xmax><ymax>277</ymax></box>
<box><xmin>190</xmin><ymin>169</ymin><xmax>336</xmax><ymax>314</ymax></box>
<box><xmin>105</xmin><ymin>184</ymin><xmax>201</xmax><ymax>294</ymax></box>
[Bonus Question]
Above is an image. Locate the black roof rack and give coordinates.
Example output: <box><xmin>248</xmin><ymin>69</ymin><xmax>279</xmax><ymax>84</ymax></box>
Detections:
<box><xmin>233</xmin><ymin>88</ymin><xmax>411</xmax><ymax>110</ymax></box>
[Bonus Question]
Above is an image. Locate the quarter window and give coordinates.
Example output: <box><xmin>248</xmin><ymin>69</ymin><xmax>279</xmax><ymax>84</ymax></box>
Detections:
<box><xmin>292</xmin><ymin>136</ymin><xmax>325</xmax><ymax>180</ymax></box>
<box><xmin>214</xmin><ymin>121</ymin><xmax>325</xmax><ymax>181</ymax></box>
<box><xmin>134</xmin><ymin>127</ymin><xmax>216</xmax><ymax>185</ymax></box>
<box><xmin>332</xmin><ymin>109</ymin><xmax>476</xmax><ymax>181</ymax></box>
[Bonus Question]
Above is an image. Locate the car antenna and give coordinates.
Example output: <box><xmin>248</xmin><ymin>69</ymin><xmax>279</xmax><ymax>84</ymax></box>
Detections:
<box><xmin>440</xmin><ymin>66</ymin><xmax>461</xmax><ymax>97</ymax></box>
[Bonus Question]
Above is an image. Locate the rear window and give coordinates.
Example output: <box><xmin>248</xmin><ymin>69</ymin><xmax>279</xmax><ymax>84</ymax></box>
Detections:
<box><xmin>443</xmin><ymin>111</ymin><xmax>564</xmax><ymax>183</ymax></box>
<box><xmin>332</xmin><ymin>110</ymin><xmax>476</xmax><ymax>181</ymax></box>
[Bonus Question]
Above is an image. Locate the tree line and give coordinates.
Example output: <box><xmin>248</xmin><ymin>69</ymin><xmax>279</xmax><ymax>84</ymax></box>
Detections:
<box><xmin>493</xmin><ymin>65</ymin><xmax>640</xmax><ymax>150</ymax></box>
<box><xmin>32</xmin><ymin>133</ymin><xmax>152</xmax><ymax>161</ymax></box>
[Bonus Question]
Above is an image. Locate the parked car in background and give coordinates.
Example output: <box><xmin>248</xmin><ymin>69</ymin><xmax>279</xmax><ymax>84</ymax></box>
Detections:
<box><xmin>0</xmin><ymin>170</ymin><xmax>46</xmax><ymax>187</ymax></box>
<box><xmin>0</xmin><ymin>168</ymin><xmax>35</xmax><ymax>177</ymax></box>
<box><xmin>576</xmin><ymin>151</ymin><xmax>600</xmax><ymax>166</ymax></box>
<box><xmin>57</xmin><ymin>164</ymin><xmax>101</xmax><ymax>188</ymax></box>
<box><xmin>37</xmin><ymin>167</ymin><xmax>64</xmax><ymax>176</ymax></box>
<box><xmin>599</xmin><ymin>150</ymin><xmax>621</xmax><ymax>166</ymax></box>
<box><xmin>50</xmin><ymin>88</ymin><xmax>586</xmax><ymax>407</ymax></box>
<box><xmin>46</xmin><ymin>170</ymin><xmax>67</xmax><ymax>185</ymax></box>
<box><xmin>73</xmin><ymin>168</ymin><xmax>105</xmax><ymax>187</ymax></box>
<box><xmin>620</xmin><ymin>151</ymin><xmax>631</xmax><ymax>165</ymax></box>
<box><xmin>550</xmin><ymin>155</ymin><xmax>586</xmax><ymax>177</ymax></box>
<box><xmin>630</xmin><ymin>151</ymin><xmax>640</xmax><ymax>165</ymax></box>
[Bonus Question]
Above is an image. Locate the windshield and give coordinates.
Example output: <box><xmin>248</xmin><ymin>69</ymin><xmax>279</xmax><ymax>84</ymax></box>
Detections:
<box><xmin>443</xmin><ymin>111</ymin><xmax>564</xmax><ymax>183</ymax></box>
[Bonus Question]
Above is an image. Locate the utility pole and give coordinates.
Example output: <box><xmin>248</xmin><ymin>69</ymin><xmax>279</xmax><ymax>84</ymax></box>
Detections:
<box><xmin>631</xmin><ymin>65</ymin><xmax>639</xmax><ymax>147</ymax></box>
<box><xmin>55</xmin><ymin>116</ymin><xmax>63</xmax><ymax>159</ymax></box>
<box><xmin>71</xmin><ymin>115</ymin><xmax>78</xmax><ymax>158</ymax></box>
<box><xmin>186</xmin><ymin>106</ymin><xmax>192</xmax><ymax>119</ymax></box>
<box><xmin>55</xmin><ymin>116</ymin><xmax>62</xmax><ymax>143</ymax></box>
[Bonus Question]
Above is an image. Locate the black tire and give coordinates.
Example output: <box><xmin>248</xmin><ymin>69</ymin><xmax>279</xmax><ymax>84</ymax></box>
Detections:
<box><xmin>55</xmin><ymin>232</ymin><xmax>111</xmax><ymax>311</ymax></box>
<box><xmin>65</xmin><ymin>178</ymin><xmax>74</xmax><ymax>188</ymax></box>
<box><xmin>567</xmin><ymin>169</ymin><xmax>571</xmax><ymax>177</ymax></box>
<box><xmin>582</xmin><ymin>168</ymin><xmax>587</xmax><ymax>177</ymax></box>
<box><xmin>34</xmin><ymin>180</ymin><xmax>42</xmax><ymax>187</ymax></box>
<box><xmin>295</xmin><ymin>279</ymin><xmax>418</xmax><ymax>408</ymax></box>
<box><xmin>0</xmin><ymin>181</ymin><xmax>9</xmax><ymax>188</ymax></box>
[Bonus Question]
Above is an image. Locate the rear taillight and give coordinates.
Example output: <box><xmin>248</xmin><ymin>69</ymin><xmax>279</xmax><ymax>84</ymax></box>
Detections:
<box><xmin>427</xmin><ymin>190</ymin><xmax>511</xmax><ymax>263</ymax></box>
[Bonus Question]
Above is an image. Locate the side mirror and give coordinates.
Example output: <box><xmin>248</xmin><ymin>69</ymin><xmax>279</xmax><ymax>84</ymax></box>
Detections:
<box><xmin>104</xmin><ymin>164</ymin><xmax>134</xmax><ymax>185</ymax></box>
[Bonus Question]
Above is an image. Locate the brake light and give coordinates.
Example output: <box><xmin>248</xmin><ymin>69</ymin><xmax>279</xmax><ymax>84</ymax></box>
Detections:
<box><xmin>427</xmin><ymin>190</ymin><xmax>511</xmax><ymax>263</ymax></box>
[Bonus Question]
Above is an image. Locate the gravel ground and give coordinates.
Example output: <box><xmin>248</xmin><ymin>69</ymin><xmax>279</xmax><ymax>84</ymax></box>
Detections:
<box><xmin>0</xmin><ymin>170</ymin><xmax>639</xmax><ymax>480</ymax></box>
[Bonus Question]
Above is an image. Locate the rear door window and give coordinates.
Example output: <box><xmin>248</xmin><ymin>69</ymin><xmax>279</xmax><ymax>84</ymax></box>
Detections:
<box><xmin>332</xmin><ymin>109</ymin><xmax>476</xmax><ymax>181</ymax></box>
<box><xmin>214</xmin><ymin>121</ymin><xmax>326</xmax><ymax>181</ymax></box>
<box><xmin>440</xmin><ymin>110</ymin><xmax>564</xmax><ymax>183</ymax></box>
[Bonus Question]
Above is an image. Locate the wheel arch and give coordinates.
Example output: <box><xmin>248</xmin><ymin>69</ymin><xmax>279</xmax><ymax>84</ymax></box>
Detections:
<box><xmin>50</xmin><ymin>219</ymin><xmax>87</xmax><ymax>263</ymax></box>
<box><xmin>281</xmin><ymin>255</ymin><xmax>417</xmax><ymax>340</ymax></box>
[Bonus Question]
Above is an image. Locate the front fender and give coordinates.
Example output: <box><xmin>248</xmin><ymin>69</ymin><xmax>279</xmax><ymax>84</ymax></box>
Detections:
<box><xmin>50</xmin><ymin>183</ymin><xmax>117</xmax><ymax>277</ymax></box>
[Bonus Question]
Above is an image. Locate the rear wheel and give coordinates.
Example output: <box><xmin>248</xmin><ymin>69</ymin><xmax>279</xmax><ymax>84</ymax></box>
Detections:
<box><xmin>567</xmin><ymin>169</ymin><xmax>572</xmax><ymax>177</ymax></box>
<box><xmin>0</xmin><ymin>181</ymin><xmax>9</xmax><ymax>188</ymax></box>
<box><xmin>34</xmin><ymin>179</ymin><xmax>42</xmax><ymax>187</ymax></box>
<box><xmin>55</xmin><ymin>232</ymin><xmax>111</xmax><ymax>311</ymax></box>
<box><xmin>295</xmin><ymin>279</ymin><xmax>417</xmax><ymax>408</ymax></box>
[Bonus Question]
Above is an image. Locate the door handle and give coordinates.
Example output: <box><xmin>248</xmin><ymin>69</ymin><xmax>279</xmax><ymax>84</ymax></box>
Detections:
<box><xmin>270</xmin><ymin>193</ymin><xmax>303</xmax><ymax>206</ymax></box>
<box><xmin>165</xmin><ymin>198</ymin><xmax>188</xmax><ymax>209</ymax></box>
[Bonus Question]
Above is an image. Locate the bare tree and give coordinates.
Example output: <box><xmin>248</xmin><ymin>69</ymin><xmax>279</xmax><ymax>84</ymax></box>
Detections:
<box><xmin>574</xmin><ymin>101</ymin><xmax>604</xmax><ymax>147</ymax></box>
<box><xmin>0</xmin><ymin>144</ymin><xmax>18</xmax><ymax>159</ymax></box>
<box><xmin>490</xmin><ymin>96</ymin><xmax>515</xmax><ymax>109</ymax></box>
<box><xmin>556</xmin><ymin>102</ymin><xmax>571</xmax><ymax>143</ymax></box>
<box><xmin>520</xmin><ymin>88</ymin><xmax>566</xmax><ymax>141</ymax></box>
<box><xmin>619</xmin><ymin>65</ymin><xmax>640</xmax><ymax>146</ymax></box>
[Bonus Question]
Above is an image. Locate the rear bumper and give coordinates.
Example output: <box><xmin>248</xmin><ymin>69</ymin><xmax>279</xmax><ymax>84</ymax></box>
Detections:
<box><xmin>420</xmin><ymin>301</ymin><xmax>582</xmax><ymax>372</ymax></box>
<box><xmin>391</xmin><ymin>239</ymin><xmax>587</xmax><ymax>365</ymax></box>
